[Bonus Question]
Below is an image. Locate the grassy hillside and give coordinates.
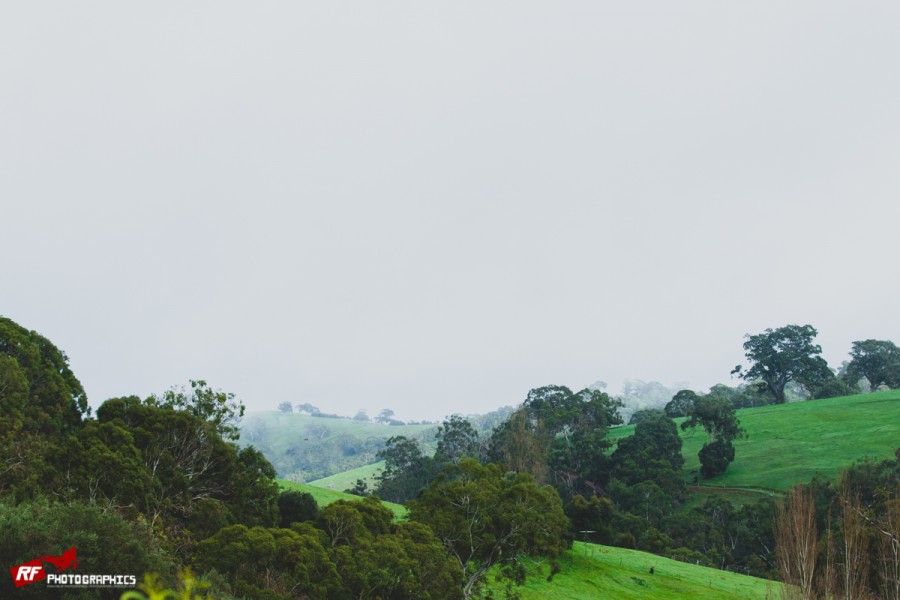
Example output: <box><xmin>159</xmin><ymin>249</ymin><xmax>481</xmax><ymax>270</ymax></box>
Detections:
<box><xmin>242</xmin><ymin>411</ymin><xmax>436</xmax><ymax>481</ymax></box>
<box><xmin>308</xmin><ymin>460</ymin><xmax>384</xmax><ymax>490</ymax></box>
<box><xmin>494</xmin><ymin>542</ymin><xmax>778</xmax><ymax>600</ymax></box>
<box><xmin>285</xmin><ymin>478</ymin><xmax>778</xmax><ymax>599</ymax></box>
<box><xmin>277</xmin><ymin>478</ymin><xmax>407</xmax><ymax>518</ymax></box>
<box><xmin>610</xmin><ymin>390</ymin><xmax>900</xmax><ymax>492</ymax></box>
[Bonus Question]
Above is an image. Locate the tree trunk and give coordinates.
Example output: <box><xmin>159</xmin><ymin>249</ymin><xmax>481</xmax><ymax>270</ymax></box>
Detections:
<box><xmin>776</xmin><ymin>484</ymin><xmax>817</xmax><ymax>600</ymax></box>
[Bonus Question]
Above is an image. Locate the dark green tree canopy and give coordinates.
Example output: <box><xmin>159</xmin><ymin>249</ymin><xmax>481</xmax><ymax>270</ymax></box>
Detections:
<box><xmin>0</xmin><ymin>316</ymin><xmax>88</xmax><ymax>435</ymax></box>
<box><xmin>843</xmin><ymin>339</ymin><xmax>900</xmax><ymax>391</ymax></box>
<box><xmin>94</xmin><ymin>393</ymin><xmax>279</xmax><ymax>530</ymax></box>
<box><xmin>732</xmin><ymin>324</ymin><xmax>833</xmax><ymax>404</ymax></box>
<box><xmin>373</xmin><ymin>435</ymin><xmax>435</xmax><ymax>503</ymax></box>
<box><xmin>491</xmin><ymin>385</ymin><xmax>623</xmax><ymax>497</ymax></box>
<box><xmin>408</xmin><ymin>459</ymin><xmax>568</xmax><ymax>599</ymax></box>
<box><xmin>618</xmin><ymin>414</ymin><xmax>685</xmax><ymax>472</ymax></box>
<box><xmin>681</xmin><ymin>395</ymin><xmax>745</xmax><ymax>444</ymax></box>
<box><xmin>435</xmin><ymin>415</ymin><xmax>480</xmax><ymax>464</ymax></box>
<box><xmin>609</xmin><ymin>414</ymin><xmax>686</xmax><ymax>522</ymax></box>
<box><xmin>0</xmin><ymin>317</ymin><xmax>90</xmax><ymax>496</ymax></box>
<box><xmin>665</xmin><ymin>390</ymin><xmax>700</xmax><ymax>418</ymax></box>
<box><xmin>522</xmin><ymin>385</ymin><xmax>623</xmax><ymax>434</ymax></box>
<box><xmin>628</xmin><ymin>408</ymin><xmax>665</xmax><ymax>425</ymax></box>
<box><xmin>681</xmin><ymin>395</ymin><xmax>745</xmax><ymax>480</ymax></box>
<box><xmin>278</xmin><ymin>490</ymin><xmax>318</xmax><ymax>527</ymax></box>
<box><xmin>698</xmin><ymin>439</ymin><xmax>736</xmax><ymax>479</ymax></box>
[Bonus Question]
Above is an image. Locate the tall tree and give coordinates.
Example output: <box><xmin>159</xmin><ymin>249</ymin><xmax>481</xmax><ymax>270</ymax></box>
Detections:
<box><xmin>664</xmin><ymin>389</ymin><xmax>699</xmax><ymax>418</ymax></box>
<box><xmin>489</xmin><ymin>386</ymin><xmax>622</xmax><ymax>493</ymax></box>
<box><xmin>148</xmin><ymin>379</ymin><xmax>245</xmax><ymax>441</ymax></box>
<box><xmin>775</xmin><ymin>484</ymin><xmax>819</xmax><ymax>600</ymax></box>
<box><xmin>843</xmin><ymin>339</ymin><xmax>900</xmax><ymax>391</ymax></box>
<box><xmin>434</xmin><ymin>415</ymin><xmax>480</xmax><ymax>464</ymax></box>
<box><xmin>0</xmin><ymin>317</ymin><xmax>88</xmax><ymax>496</ymax></box>
<box><xmin>296</xmin><ymin>402</ymin><xmax>321</xmax><ymax>415</ymax></box>
<box><xmin>0</xmin><ymin>316</ymin><xmax>88</xmax><ymax>435</ymax></box>
<box><xmin>375</xmin><ymin>408</ymin><xmax>395</xmax><ymax>424</ymax></box>
<box><xmin>609</xmin><ymin>414</ymin><xmax>686</xmax><ymax>522</ymax></box>
<box><xmin>681</xmin><ymin>395</ymin><xmax>745</xmax><ymax>445</ymax></box>
<box><xmin>732</xmin><ymin>324</ymin><xmax>833</xmax><ymax>404</ymax></box>
<box><xmin>681</xmin><ymin>395</ymin><xmax>745</xmax><ymax>478</ymax></box>
<box><xmin>373</xmin><ymin>436</ymin><xmax>433</xmax><ymax>503</ymax></box>
<box><xmin>408</xmin><ymin>459</ymin><xmax>568</xmax><ymax>599</ymax></box>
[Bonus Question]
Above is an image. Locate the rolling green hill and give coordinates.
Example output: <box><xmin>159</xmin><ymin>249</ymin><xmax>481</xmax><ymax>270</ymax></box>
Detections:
<box><xmin>610</xmin><ymin>390</ymin><xmax>900</xmax><ymax>493</ymax></box>
<box><xmin>492</xmin><ymin>542</ymin><xmax>778</xmax><ymax>600</ymax></box>
<box><xmin>308</xmin><ymin>460</ymin><xmax>385</xmax><ymax>491</ymax></box>
<box><xmin>277</xmin><ymin>478</ymin><xmax>407</xmax><ymax>518</ymax></box>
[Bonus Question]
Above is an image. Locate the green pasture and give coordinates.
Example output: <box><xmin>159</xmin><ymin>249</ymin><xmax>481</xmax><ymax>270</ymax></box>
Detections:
<box><xmin>490</xmin><ymin>543</ymin><xmax>778</xmax><ymax>600</ymax></box>
<box><xmin>277</xmin><ymin>479</ymin><xmax>407</xmax><ymax>519</ymax></box>
<box><xmin>308</xmin><ymin>461</ymin><xmax>384</xmax><ymax>490</ymax></box>
<box><xmin>610</xmin><ymin>390</ymin><xmax>900</xmax><ymax>492</ymax></box>
<box><xmin>243</xmin><ymin>411</ymin><xmax>435</xmax><ymax>453</ymax></box>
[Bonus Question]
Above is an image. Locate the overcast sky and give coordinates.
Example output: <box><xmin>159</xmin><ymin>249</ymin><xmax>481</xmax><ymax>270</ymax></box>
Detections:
<box><xmin>3</xmin><ymin>2</ymin><xmax>899</xmax><ymax>421</ymax></box>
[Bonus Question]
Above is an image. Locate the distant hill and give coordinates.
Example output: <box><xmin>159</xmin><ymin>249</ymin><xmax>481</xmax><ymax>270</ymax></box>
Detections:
<box><xmin>243</xmin><ymin>405</ymin><xmax>513</xmax><ymax>483</ymax></box>
<box><xmin>242</xmin><ymin>412</ymin><xmax>437</xmax><ymax>482</ymax></box>
<box><xmin>609</xmin><ymin>390</ymin><xmax>900</xmax><ymax>493</ymax></box>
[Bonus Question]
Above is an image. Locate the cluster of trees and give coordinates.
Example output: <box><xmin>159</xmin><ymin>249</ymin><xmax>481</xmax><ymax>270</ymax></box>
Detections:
<box><xmin>268</xmin><ymin>324</ymin><xmax>898</xmax><ymax>592</ymax></box>
<box><xmin>0</xmin><ymin>317</ymin><xmax>569</xmax><ymax>600</ymax></box>
<box><xmin>278</xmin><ymin>402</ymin><xmax>356</xmax><ymax>421</ymax></box>
<box><xmin>365</xmin><ymin>385</ymin><xmax>781</xmax><ymax>578</ymax></box>
<box><xmin>276</xmin><ymin>403</ymin><xmax>415</xmax><ymax>426</ymax></box>
<box><xmin>661</xmin><ymin>389</ymin><xmax>746</xmax><ymax>478</ymax></box>
<box><xmin>774</xmin><ymin>451</ymin><xmax>900</xmax><ymax>599</ymax></box>
<box><xmin>733</xmin><ymin>324</ymin><xmax>900</xmax><ymax>402</ymax></box>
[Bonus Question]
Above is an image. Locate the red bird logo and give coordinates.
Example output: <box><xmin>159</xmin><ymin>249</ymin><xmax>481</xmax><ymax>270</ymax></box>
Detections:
<box><xmin>41</xmin><ymin>547</ymin><xmax>78</xmax><ymax>573</ymax></box>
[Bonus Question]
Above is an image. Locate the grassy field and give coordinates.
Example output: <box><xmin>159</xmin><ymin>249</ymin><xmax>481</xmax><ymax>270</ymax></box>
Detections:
<box><xmin>277</xmin><ymin>478</ymin><xmax>407</xmax><ymax>518</ymax></box>
<box><xmin>489</xmin><ymin>543</ymin><xmax>778</xmax><ymax>600</ymax></box>
<box><xmin>308</xmin><ymin>461</ymin><xmax>384</xmax><ymax>490</ymax></box>
<box><xmin>244</xmin><ymin>411</ymin><xmax>436</xmax><ymax>443</ymax></box>
<box><xmin>609</xmin><ymin>390</ymin><xmax>900</xmax><ymax>492</ymax></box>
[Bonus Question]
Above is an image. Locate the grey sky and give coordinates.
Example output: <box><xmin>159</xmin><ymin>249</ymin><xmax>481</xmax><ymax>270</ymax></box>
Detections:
<box><xmin>3</xmin><ymin>2</ymin><xmax>899</xmax><ymax>421</ymax></box>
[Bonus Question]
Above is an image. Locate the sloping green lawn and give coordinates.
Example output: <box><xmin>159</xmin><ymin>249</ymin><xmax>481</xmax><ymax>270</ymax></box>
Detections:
<box><xmin>308</xmin><ymin>461</ymin><xmax>384</xmax><ymax>491</ymax></box>
<box><xmin>277</xmin><ymin>479</ymin><xmax>407</xmax><ymax>519</ymax></box>
<box><xmin>491</xmin><ymin>543</ymin><xmax>778</xmax><ymax>600</ymax></box>
<box><xmin>609</xmin><ymin>390</ymin><xmax>900</xmax><ymax>491</ymax></box>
